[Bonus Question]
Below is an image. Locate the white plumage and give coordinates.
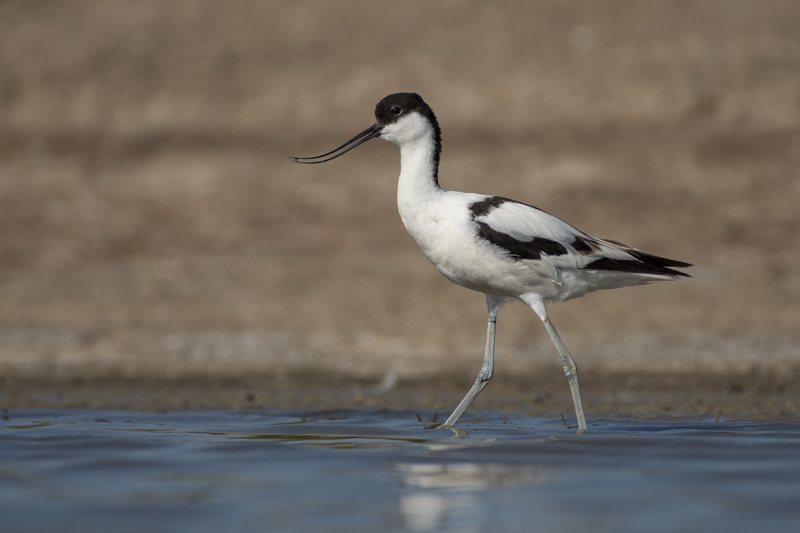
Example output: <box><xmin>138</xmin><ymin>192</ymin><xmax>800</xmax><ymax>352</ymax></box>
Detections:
<box><xmin>294</xmin><ymin>93</ymin><xmax>690</xmax><ymax>432</ymax></box>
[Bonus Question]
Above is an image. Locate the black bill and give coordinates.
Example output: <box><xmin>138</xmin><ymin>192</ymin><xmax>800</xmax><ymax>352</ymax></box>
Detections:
<box><xmin>292</xmin><ymin>124</ymin><xmax>383</xmax><ymax>164</ymax></box>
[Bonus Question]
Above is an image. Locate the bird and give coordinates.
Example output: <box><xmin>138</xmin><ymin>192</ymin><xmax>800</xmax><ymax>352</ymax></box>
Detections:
<box><xmin>293</xmin><ymin>93</ymin><xmax>690</xmax><ymax>432</ymax></box>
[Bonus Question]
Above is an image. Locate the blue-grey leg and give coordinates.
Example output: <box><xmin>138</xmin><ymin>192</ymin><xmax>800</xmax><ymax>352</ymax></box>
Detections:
<box><xmin>541</xmin><ymin>315</ymin><xmax>587</xmax><ymax>432</ymax></box>
<box><xmin>443</xmin><ymin>295</ymin><xmax>505</xmax><ymax>428</ymax></box>
<box><xmin>521</xmin><ymin>293</ymin><xmax>587</xmax><ymax>433</ymax></box>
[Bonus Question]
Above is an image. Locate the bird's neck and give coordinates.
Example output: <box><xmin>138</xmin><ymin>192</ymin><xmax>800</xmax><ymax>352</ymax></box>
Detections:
<box><xmin>396</xmin><ymin>133</ymin><xmax>444</xmax><ymax>239</ymax></box>
<box><xmin>397</xmin><ymin>133</ymin><xmax>443</xmax><ymax>207</ymax></box>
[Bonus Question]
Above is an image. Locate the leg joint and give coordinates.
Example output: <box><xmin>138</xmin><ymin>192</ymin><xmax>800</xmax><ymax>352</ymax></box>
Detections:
<box><xmin>561</xmin><ymin>360</ymin><xmax>578</xmax><ymax>380</ymax></box>
<box><xmin>476</xmin><ymin>364</ymin><xmax>494</xmax><ymax>384</ymax></box>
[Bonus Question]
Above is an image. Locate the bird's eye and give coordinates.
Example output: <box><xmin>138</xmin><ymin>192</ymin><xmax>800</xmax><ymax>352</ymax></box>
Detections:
<box><xmin>391</xmin><ymin>106</ymin><xmax>402</xmax><ymax>115</ymax></box>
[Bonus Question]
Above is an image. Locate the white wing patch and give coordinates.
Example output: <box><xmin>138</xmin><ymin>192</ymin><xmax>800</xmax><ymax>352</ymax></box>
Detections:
<box><xmin>468</xmin><ymin>196</ymin><xmax>682</xmax><ymax>284</ymax></box>
<box><xmin>476</xmin><ymin>199</ymin><xmax>584</xmax><ymax>244</ymax></box>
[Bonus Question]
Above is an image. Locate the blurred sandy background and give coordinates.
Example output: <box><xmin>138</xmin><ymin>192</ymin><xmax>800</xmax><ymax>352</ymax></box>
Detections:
<box><xmin>1</xmin><ymin>1</ymin><xmax>799</xmax><ymax>415</ymax></box>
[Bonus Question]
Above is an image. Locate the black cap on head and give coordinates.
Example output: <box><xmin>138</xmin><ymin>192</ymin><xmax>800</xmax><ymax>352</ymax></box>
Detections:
<box><xmin>374</xmin><ymin>93</ymin><xmax>437</xmax><ymax>127</ymax></box>
<box><xmin>374</xmin><ymin>93</ymin><xmax>442</xmax><ymax>184</ymax></box>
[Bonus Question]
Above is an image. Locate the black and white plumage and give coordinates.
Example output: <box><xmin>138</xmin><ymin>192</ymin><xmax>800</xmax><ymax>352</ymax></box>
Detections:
<box><xmin>294</xmin><ymin>93</ymin><xmax>691</xmax><ymax>432</ymax></box>
<box><xmin>466</xmin><ymin>194</ymin><xmax>689</xmax><ymax>300</ymax></box>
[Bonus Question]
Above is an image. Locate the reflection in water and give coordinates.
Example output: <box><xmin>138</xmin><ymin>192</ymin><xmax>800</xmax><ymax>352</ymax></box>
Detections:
<box><xmin>396</xmin><ymin>462</ymin><xmax>546</xmax><ymax>489</ymax></box>
<box><xmin>396</xmin><ymin>463</ymin><xmax>546</xmax><ymax>531</ymax></box>
<box><xmin>400</xmin><ymin>494</ymin><xmax>447</xmax><ymax>531</ymax></box>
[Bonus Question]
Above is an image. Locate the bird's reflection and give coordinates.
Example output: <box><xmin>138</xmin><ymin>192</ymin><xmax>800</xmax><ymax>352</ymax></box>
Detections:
<box><xmin>395</xmin><ymin>463</ymin><xmax>546</xmax><ymax>531</ymax></box>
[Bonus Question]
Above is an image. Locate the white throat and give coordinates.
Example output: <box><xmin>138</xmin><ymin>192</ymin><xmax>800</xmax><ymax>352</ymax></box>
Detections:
<box><xmin>381</xmin><ymin>113</ymin><xmax>444</xmax><ymax>235</ymax></box>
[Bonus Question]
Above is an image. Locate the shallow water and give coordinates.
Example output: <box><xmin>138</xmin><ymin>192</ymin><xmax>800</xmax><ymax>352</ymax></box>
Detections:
<box><xmin>2</xmin><ymin>410</ymin><xmax>800</xmax><ymax>533</ymax></box>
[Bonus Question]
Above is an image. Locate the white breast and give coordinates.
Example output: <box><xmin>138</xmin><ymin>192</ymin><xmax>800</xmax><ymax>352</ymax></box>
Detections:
<box><xmin>398</xmin><ymin>191</ymin><xmax>560</xmax><ymax>298</ymax></box>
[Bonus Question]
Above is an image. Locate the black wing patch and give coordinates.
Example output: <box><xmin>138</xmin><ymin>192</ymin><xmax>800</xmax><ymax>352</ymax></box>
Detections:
<box><xmin>571</xmin><ymin>236</ymin><xmax>597</xmax><ymax>255</ymax></box>
<box><xmin>585</xmin><ymin>250</ymin><xmax>692</xmax><ymax>277</ymax></box>
<box><xmin>470</xmin><ymin>196</ymin><xmax>569</xmax><ymax>261</ymax></box>
<box><xmin>469</xmin><ymin>196</ymin><xmax>508</xmax><ymax>217</ymax></box>
<box><xmin>475</xmin><ymin>222</ymin><xmax>568</xmax><ymax>261</ymax></box>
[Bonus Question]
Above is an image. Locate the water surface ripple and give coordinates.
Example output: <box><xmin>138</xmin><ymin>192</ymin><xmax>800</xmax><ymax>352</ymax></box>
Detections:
<box><xmin>2</xmin><ymin>410</ymin><xmax>799</xmax><ymax>532</ymax></box>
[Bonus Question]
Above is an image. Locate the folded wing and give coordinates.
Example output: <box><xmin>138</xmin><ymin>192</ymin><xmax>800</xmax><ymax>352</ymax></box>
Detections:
<box><xmin>469</xmin><ymin>196</ymin><xmax>691</xmax><ymax>282</ymax></box>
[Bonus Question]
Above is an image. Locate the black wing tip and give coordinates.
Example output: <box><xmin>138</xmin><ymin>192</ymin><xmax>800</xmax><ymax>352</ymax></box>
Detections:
<box><xmin>667</xmin><ymin>268</ymin><xmax>692</xmax><ymax>278</ymax></box>
<box><xmin>584</xmin><ymin>253</ymin><xmax>692</xmax><ymax>278</ymax></box>
<box><xmin>637</xmin><ymin>255</ymin><xmax>693</xmax><ymax>270</ymax></box>
<box><xmin>628</xmin><ymin>250</ymin><xmax>693</xmax><ymax>273</ymax></box>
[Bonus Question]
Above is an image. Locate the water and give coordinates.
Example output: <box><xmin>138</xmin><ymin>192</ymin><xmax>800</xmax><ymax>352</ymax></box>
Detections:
<box><xmin>2</xmin><ymin>409</ymin><xmax>800</xmax><ymax>532</ymax></box>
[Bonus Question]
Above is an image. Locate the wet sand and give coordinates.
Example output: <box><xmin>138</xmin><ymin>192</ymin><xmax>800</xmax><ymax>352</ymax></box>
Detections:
<box><xmin>3</xmin><ymin>368</ymin><xmax>798</xmax><ymax>421</ymax></box>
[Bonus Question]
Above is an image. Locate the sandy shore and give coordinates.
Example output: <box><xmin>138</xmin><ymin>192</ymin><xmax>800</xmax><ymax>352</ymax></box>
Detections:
<box><xmin>3</xmin><ymin>367</ymin><xmax>798</xmax><ymax>422</ymax></box>
<box><xmin>1</xmin><ymin>2</ymin><xmax>799</xmax><ymax>415</ymax></box>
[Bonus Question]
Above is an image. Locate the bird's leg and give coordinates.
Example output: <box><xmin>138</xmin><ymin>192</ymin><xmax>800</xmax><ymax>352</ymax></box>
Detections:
<box><xmin>520</xmin><ymin>294</ymin><xmax>587</xmax><ymax>432</ymax></box>
<box><xmin>540</xmin><ymin>315</ymin><xmax>587</xmax><ymax>432</ymax></box>
<box><xmin>443</xmin><ymin>314</ymin><xmax>497</xmax><ymax>428</ymax></box>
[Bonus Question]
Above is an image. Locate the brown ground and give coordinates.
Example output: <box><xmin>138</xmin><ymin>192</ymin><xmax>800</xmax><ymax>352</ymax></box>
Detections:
<box><xmin>0</xmin><ymin>1</ymin><xmax>799</xmax><ymax>417</ymax></box>
<box><xmin>3</xmin><ymin>370</ymin><xmax>798</xmax><ymax>422</ymax></box>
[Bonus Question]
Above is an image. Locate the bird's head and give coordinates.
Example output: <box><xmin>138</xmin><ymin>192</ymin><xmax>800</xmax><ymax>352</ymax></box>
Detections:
<box><xmin>292</xmin><ymin>93</ymin><xmax>440</xmax><ymax>164</ymax></box>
